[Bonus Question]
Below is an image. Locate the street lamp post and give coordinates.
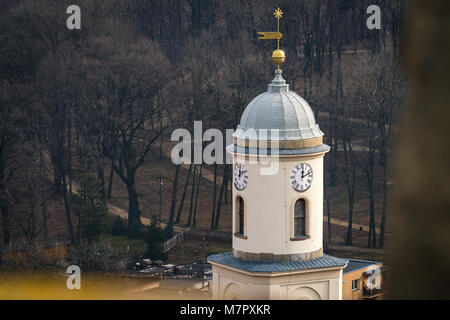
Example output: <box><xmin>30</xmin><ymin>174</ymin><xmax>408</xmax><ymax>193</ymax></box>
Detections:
<box><xmin>157</xmin><ymin>176</ymin><xmax>164</xmax><ymax>226</ymax></box>
<box><xmin>149</xmin><ymin>174</ymin><xmax>174</xmax><ymax>227</ymax></box>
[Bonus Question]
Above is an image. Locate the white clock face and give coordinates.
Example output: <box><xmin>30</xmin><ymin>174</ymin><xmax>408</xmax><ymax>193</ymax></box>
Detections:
<box><xmin>234</xmin><ymin>163</ymin><xmax>248</xmax><ymax>190</ymax></box>
<box><xmin>290</xmin><ymin>163</ymin><xmax>313</xmax><ymax>192</ymax></box>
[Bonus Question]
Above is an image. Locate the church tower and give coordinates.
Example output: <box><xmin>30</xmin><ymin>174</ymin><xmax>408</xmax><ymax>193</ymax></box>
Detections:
<box><xmin>208</xmin><ymin>8</ymin><xmax>347</xmax><ymax>300</ymax></box>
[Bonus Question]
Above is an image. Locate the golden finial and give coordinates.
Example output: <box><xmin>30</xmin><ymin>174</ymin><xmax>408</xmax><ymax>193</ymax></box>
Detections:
<box><xmin>257</xmin><ymin>8</ymin><xmax>285</xmax><ymax>70</ymax></box>
<box><xmin>274</xmin><ymin>8</ymin><xmax>283</xmax><ymax>19</ymax></box>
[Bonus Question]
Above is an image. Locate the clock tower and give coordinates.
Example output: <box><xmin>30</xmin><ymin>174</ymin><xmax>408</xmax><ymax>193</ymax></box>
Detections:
<box><xmin>207</xmin><ymin>8</ymin><xmax>348</xmax><ymax>300</ymax></box>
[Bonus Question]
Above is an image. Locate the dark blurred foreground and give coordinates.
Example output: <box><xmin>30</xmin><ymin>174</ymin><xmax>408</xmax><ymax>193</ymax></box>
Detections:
<box><xmin>391</xmin><ymin>0</ymin><xmax>450</xmax><ymax>299</ymax></box>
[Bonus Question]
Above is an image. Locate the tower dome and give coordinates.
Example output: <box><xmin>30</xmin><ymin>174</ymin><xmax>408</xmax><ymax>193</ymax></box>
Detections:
<box><xmin>230</xmin><ymin>70</ymin><xmax>329</xmax><ymax>155</ymax></box>
<box><xmin>234</xmin><ymin>70</ymin><xmax>323</xmax><ymax>141</ymax></box>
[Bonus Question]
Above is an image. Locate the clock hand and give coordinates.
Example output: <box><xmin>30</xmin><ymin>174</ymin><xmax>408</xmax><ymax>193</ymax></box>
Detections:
<box><xmin>301</xmin><ymin>170</ymin><xmax>312</xmax><ymax>179</ymax></box>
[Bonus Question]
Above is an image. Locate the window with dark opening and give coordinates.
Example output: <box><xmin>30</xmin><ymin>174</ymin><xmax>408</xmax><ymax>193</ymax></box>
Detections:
<box><xmin>294</xmin><ymin>199</ymin><xmax>306</xmax><ymax>237</ymax></box>
<box><xmin>238</xmin><ymin>197</ymin><xmax>244</xmax><ymax>235</ymax></box>
<box><xmin>352</xmin><ymin>279</ymin><xmax>360</xmax><ymax>291</ymax></box>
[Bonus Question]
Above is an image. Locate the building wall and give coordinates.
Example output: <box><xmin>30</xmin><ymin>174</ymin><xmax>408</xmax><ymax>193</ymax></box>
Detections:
<box><xmin>231</xmin><ymin>152</ymin><xmax>326</xmax><ymax>257</ymax></box>
<box><xmin>211</xmin><ymin>263</ymin><xmax>343</xmax><ymax>300</ymax></box>
<box><xmin>342</xmin><ymin>264</ymin><xmax>382</xmax><ymax>300</ymax></box>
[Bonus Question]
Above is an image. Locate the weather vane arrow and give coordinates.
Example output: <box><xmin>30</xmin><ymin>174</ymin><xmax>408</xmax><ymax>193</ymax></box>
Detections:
<box><xmin>257</xmin><ymin>8</ymin><xmax>285</xmax><ymax>69</ymax></box>
<box><xmin>257</xmin><ymin>32</ymin><xmax>282</xmax><ymax>40</ymax></box>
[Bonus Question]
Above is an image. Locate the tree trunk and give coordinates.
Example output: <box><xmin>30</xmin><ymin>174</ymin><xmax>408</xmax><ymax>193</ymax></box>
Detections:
<box><xmin>224</xmin><ymin>167</ymin><xmax>229</xmax><ymax>205</ymax></box>
<box><xmin>214</xmin><ymin>164</ymin><xmax>229</xmax><ymax>229</ymax></box>
<box><xmin>168</xmin><ymin>165</ymin><xmax>180</xmax><ymax>223</ymax></box>
<box><xmin>159</xmin><ymin>112</ymin><xmax>163</xmax><ymax>159</ymax></box>
<box><xmin>226</xmin><ymin>167</ymin><xmax>232</xmax><ymax>205</ymax></box>
<box><xmin>367</xmin><ymin>168</ymin><xmax>377</xmax><ymax>248</ymax></box>
<box><xmin>107</xmin><ymin>166</ymin><xmax>114</xmax><ymax>200</ymax></box>
<box><xmin>328</xmin><ymin>113</ymin><xmax>337</xmax><ymax>187</ymax></box>
<box><xmin>345</xmin><ymin>196</ymin><xmax>354</xmax><ymax>246</ymax></box>
<box><xmin>344</xmin><ymin>142</ymin><xmax>356</xmax><ymax>246</ymax></box>
<box><xmin>324</xmin><ymin>182</ymin><xmax>332</xmax><ymax>244</ymax></box>
<box><xmin>379</xmin><ymin>160</ymin><xmax>388</xmax><ymax>248</ymax></box>
<box><xmin>61</xmin><ymin>175</ymin><xmax>75</xmax><ymax>244</ymax></box>
<box><xmin>0</xmin><ymin>205</ymin><xmax>10</xmax><ymax>246</ymax></box>
<box><xmin>51</xmin><ymin>154</ymin><xmax>63</xmax><ymax>194</ymax></box>
<box><xmin>331</xmin><ymin>127</ymin><xmax>338</xmax><ymax>186</ymax></box>
<box><xmin>369</xmin><ymin>180</ymin><xmax>376</xmax><ymax>248</ymax></box>
<box><xmin>28</xmin><ymin>191</ymin><xmax>37</xmax><ymax>243</ymax></box>
<box><xmin>175</xmin><ymin>162</ymin><xmax>193</xmax><ymax>224</ymax></box>
<box><xmin>193</xmin><ymin>165</ymin><xmax>203</xmax><ymax>227</ymax></box>
<box><xmin>97</xmin><ymin>164</ymin><xmax>106</xmax><ymax>202</ymax></box>
<box><xmin>77</xmin><ymin>181</ymin><xmax>83</xmax><ymax>242</ymax></box>
<box><xmin>0</xmin><ymin>153</ymin><xmax>10</xmax><ymax>246</ymax></box>
<box><xmin>39</xmin><ymin>146</ymin><xmax>48</xmax><ymax>241</ymax></box>
<box><xmin>370</xmin><ymin>145</ymin><xmax>377</xmax><ymax>248</ymax></box>
<box><xmin>67</xmin><ymin>119</ymin><xmax>72</xmax><ymax>196</ymax></box>
<box><xmin>364</xmin><ymin>129</ymin><xmax>377</xmax><ymax>248</ymax></box>
<box><xmin>126</xmin><ymin>182</ymin><xmax>142</xmax><ymax>235</ymax></box>
<box><xmin>187</xmin><ymin>165</ymin><xmax>197</xmax><ymax>226</ymax></box>
<box><xmin>42</xmin><ymin>201</ymin><xmax>48</xmax><ymax>241</ymax></box>
<box><xmin>210</xmin><ymin>163</ymin><xmax>217</xmax><ymax>229</ymax></box>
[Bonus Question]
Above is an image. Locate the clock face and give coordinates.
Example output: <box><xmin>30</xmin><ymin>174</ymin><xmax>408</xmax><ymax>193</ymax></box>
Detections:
<box><xmin>290</xmin><ymin>163</ymin><xmax>313</xmax><ymax>192</ymax></box>
<box><xmin>234</xmin><ymin>163</ymin><xmax>248</xmax><ymax>190</ymax></box>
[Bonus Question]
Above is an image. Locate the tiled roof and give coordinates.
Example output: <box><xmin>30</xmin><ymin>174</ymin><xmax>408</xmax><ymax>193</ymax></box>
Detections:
<box><xmin>207</xmin><ymin>251</ymin><xmax>348</xmax><ymax>273</ymax></box>
<box><xmin>343</xmin><ymin>259</ymin><xmax>382</xmax><ymax>274</ymax></box>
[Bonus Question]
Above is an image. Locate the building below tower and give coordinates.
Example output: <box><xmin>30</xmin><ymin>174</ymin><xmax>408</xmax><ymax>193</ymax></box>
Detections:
<box><xmin>209</xmin><ymin>251</ymin><xmax>347</xmax><ymax>300</ymax></box>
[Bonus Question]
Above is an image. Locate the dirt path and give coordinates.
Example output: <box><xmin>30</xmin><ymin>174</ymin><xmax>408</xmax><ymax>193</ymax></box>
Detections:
<box><xmin>106</xmin><ymin>202</ymin><xmax>189</xmax><ymax>233</ymax></box>
<box><xmin>324</xmin><ymin>216</ymin><xmax>381</xmax><ymax>234</ymax></box>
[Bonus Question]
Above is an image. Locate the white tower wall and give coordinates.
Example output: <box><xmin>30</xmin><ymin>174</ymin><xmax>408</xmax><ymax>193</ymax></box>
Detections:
<box><xmin>232</xmin><ymin>152</ymin><xmax>326</xmax><ymax>258</ymax></box>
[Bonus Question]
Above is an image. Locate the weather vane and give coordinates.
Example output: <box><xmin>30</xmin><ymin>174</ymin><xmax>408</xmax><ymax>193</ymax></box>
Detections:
<box><xmin>258</xmin><ymin>8</ymin><xmax>285</xmax><ymax>70</ymax></box>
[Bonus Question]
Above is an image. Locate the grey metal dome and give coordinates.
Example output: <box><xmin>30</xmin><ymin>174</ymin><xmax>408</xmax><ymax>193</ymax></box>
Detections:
<box><xmin>233</xmin><ymin>70</ymin><xmax>323</xmax><ymax>141</ymax></box>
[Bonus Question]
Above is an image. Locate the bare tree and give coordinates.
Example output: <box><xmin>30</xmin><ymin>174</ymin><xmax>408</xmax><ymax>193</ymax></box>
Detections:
<box><xmin>88</xmin><ymin>30</ymin><xmax>170</xmax><ymax>235</ymax></box>
<box><xmin>0</xmin><ymin>81</ymin><xmax>21</xmax><ymax>246</ymax></box>
<box><xmin>372</xmin><ymin>54</ymin><xmax>404</xmax><ymax>247</ymax></box>
<box><xmin>36</xmin><ymin>45</ymin><xmax>86</xmax><ymax>244</ymax></box>
<box><xmin>350</xmin><ymin>52</ymin><xmax>404</xmax><ymax>248</ymax></box>
<box><xmin>213</xmin><ymin>164</ymin><xmax>230</xmax><ymax>229</ymax></box>
<box><xmin>340</xmin><ymin>112</ymin><xmax>358</xmax><ymax>246</ymax></box>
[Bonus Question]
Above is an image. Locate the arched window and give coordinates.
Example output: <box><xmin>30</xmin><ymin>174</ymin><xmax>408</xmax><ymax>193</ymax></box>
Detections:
<box><xmin>294</xmin><ymin>199</ymin><xmax>306</xmax><ymax>237</ymax></box>
<box><xmin>237</xmin><ymin>197</ymin><xmax>244</xmax><ymax>235</ymax></box>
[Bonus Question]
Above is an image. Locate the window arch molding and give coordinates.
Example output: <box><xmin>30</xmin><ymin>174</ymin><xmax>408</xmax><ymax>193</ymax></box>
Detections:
<box><xmin>290</xmin><ymin>196</ymin><xmax>311</xmax><ymax>240</ymax></box>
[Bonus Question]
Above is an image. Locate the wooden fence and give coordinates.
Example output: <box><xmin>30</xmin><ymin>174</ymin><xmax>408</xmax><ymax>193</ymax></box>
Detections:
<box><xmin>189</xmin><ymin>228</ymin><xmax>233</xmax><ymax>243</ymax></box>
<box><xmin>163</xmin><ymin>229</ymin><xmax>191</xmax><ymax>253</ymax></box>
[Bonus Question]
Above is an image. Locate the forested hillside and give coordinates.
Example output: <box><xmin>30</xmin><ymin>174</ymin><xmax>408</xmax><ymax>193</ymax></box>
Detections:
<box><xmin>0</xmin><ymin>0</ymin><xmax>408</xmax><ymax>268</ymax></box>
